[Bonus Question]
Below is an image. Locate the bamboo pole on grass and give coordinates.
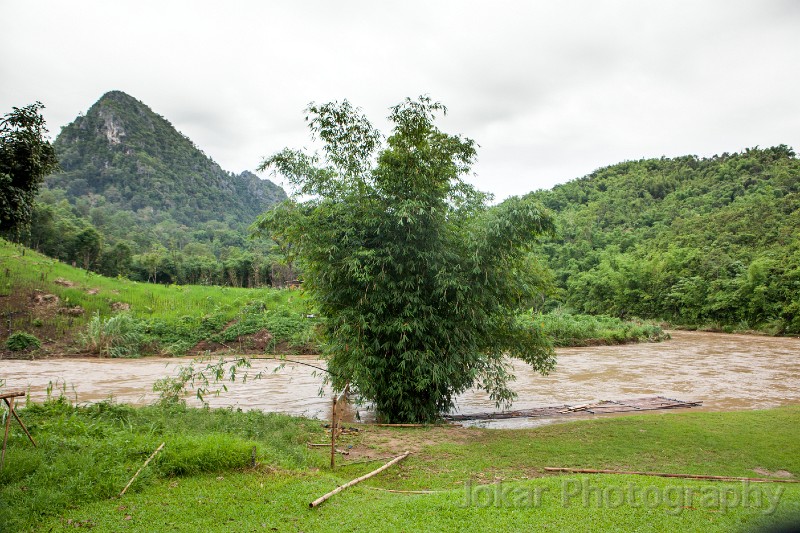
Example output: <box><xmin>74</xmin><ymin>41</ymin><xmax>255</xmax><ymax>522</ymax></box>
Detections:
<box><xmin>310</xmin><ymin>451</ymin><xmax>411</xmax><ymax>508</ymax></box>
<box><xmin>120</xmin><ymin>442</ymin><xmax>165</xmax><ymax>496</ymax></box>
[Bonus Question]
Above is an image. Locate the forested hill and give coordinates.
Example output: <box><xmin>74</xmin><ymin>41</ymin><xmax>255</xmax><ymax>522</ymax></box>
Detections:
<box><xmin>530</xmin><ymin>145</ymin><xmax>800</xmax><ymax>334</ymax></box>
<box><xmin>45</xmin><ymin>90</ymin><xmax>286</xmax><ymax>225</ymax></box>
<box><xmin>19</xmin><ymin>91</ymin><xmax>288</xmax><ymax>286</ymax></box>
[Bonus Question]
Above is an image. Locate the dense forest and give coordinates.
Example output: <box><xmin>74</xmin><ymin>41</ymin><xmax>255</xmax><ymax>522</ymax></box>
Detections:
<box><xmin>532</xmin><ymin>145</ymin><xmax>800</xmax><ymax>334</ymax></box>
<box><xmin>13</xmin><ymin>91</ymin><xmax>289</xmax><ymax>287</ymax></box>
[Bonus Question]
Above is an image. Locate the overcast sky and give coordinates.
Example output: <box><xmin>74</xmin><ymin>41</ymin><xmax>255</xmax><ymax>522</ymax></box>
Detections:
<box><xmin>2</xmin><ymin>0</ymin><xmax>798</xmax><ymax>200</ymax></box>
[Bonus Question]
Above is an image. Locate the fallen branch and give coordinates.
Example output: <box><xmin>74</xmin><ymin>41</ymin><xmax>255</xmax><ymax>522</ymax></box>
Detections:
<box><xmin>544</xmin><ymin>467</ymin><xmax>800</xmax><ymax>483</ymax></box>
<box><xmin>120</xmin><ymin>442</ymin><xmax>165</xmax><ymax>496</ymax></box>
<box><xmin>307</xmin><ymin>443</ymin><xmax>350</xmax><ymax>455</ymax></box>
<box><xmin>310</xmin><ymin>451</ymin><xmax>411</xmax><ymax>508</ymax></box>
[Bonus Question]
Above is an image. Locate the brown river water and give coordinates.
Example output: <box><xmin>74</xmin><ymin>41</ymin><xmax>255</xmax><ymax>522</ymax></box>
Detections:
<box><xmin>1</xmin><ymin>331</ymin><xmax>798</xmax><ymax>427</ymax></box>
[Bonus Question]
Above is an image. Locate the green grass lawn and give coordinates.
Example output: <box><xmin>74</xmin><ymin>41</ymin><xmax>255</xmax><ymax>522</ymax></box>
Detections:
<box><xmin>1</xmin><ymin>400</ymin><xmax>798</xmax><ymax>532</ymax></box>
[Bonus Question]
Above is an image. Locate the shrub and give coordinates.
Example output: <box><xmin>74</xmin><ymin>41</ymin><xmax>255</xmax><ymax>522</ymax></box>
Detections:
<box><xmin>6</xmin><ymin>331</ymin><xmax>41</xmax><ymax>351</ymax></box>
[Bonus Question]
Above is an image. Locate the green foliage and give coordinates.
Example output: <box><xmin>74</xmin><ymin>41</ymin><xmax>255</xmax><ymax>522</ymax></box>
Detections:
<box><xmin>1</xmin><ymin>239</ymin><xmax>658</xmax><ymax>355</ymax></box>
<box><xmin>82</xmin><ymin>312</ymin><xmax>147</xmax><ymax>357</ymax></box>
<box><xmin>21</xmin><ymin>407</ymin><xmax>800</xmax><ymax>533</ymax></box>
<box><xmin>522</xmin><ymin>311</ymin><xmax>668</xmax><ymax>346</ymax></box>
<box><xmin>258</xmin><ymin>97</ymin><xmax>556</xmax><ymax>422</ymax></box>
<box><xmin>157</xmin><ymin>434</ymin><xmax>256</xmax><ymax>476</ymax></box>
<box><xmin>533</xmin><ymin>146</ymin><xmax>800</xmax><ymax>333</ymax></box>
<box><xmin>0</xmin><ymin>399</ymin><xmax>325</xmax><ymax>531</ymax></box>
<box><xmin>0</xmin><ymin>102</ymin><xmax>59</xmax><ymax>237</ymax></box>
<box><xmin>5</xmin><ymin>331</ymin><xmax>41</xmax><ymax>351</ymax></box>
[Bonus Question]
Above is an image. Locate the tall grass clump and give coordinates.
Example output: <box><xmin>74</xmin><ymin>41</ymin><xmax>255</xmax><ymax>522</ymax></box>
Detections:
<box><xmin>81</xmin><ymin>312</ymin><xmax>147</xmax><ymax>357</ymax></box>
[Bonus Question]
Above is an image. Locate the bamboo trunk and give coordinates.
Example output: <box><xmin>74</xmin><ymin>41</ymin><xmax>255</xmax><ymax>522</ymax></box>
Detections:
<box><xmin>120</xmin><ymin>442</ymin><xmax>166</xmax><ymax>496</ymax></box>
<box><xmin>310</xmin><ymin>451</ymin><xmax>411</xmax><ymax>508</ymax></box>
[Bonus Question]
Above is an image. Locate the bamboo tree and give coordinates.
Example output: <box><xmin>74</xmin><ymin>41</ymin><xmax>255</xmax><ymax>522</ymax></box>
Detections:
<box><xmin>256</xmin><ymin>97</ymin><xmax>555</xmax><ymax>423</ymax></box>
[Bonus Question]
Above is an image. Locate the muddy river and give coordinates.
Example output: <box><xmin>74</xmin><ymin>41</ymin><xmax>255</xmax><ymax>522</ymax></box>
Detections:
<box><xmin>1</xmin><ymin>331</ymin><xmax>798</xmax><ymax>427</ymax></box>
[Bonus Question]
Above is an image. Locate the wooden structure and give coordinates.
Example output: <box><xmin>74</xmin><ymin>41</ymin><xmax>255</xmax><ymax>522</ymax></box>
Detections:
<box><xmin>444</xmin><ymin>396</ymin><xmax>702</xmax><ymax>422</ymax></box>
<box><xmin>1</xmin><ymin>390</ymin><xmax>37</xmax><ymax>470</ymax></box>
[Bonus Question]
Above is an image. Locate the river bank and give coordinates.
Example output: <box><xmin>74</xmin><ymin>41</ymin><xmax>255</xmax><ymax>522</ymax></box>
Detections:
<box><xmin>2</xmin><ymin>331</ymin><xmax>798</xmax><ymax>426</ymax></box>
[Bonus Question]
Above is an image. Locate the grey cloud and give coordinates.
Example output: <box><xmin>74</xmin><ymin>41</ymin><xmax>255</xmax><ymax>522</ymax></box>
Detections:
<box><xmin>1</xmin><ymin>0</ymin><xmax>797</xmax><ymax>199</ymax></box>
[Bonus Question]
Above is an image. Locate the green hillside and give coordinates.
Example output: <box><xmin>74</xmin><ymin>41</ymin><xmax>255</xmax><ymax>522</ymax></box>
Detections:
<box><xmin>0</xmin><ymin>239</ymin><xmax>316</xmax><ymax>358</ymax></box>
<box><xmin>531</xmin><ymin>145</ymin><xmax>800</xmax><ymax>334</ymax></box>
<box><xmin>12</xmin><ymin>91</ymin><xmax>289</xmax><ymax>286</ymax></box>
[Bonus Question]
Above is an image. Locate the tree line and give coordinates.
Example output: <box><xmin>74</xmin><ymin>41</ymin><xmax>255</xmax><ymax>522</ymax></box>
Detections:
<box><xmin>532</xmin><ymin>145</ymin><xmax>800</xmax><ymax>334</ymax></box>
<box><xmin>19</xmin><ymin>192</ymin><xmax>296</xmax><ymax>287</ymax></box>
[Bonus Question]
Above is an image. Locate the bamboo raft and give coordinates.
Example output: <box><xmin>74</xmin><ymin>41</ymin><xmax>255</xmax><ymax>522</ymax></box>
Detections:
<box><xmin>444</xmin><ymin>396</ymin><xmax>702</xmax><ymax>422</ymax></box>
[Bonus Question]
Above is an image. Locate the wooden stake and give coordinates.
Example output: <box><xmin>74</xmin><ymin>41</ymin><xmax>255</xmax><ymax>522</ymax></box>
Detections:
<box><xmin>120</xmin><ymin>442</ymin><xmax>165</xmax><ymax>496</ymax></box>
<box><xmin>310</xmin><ymin>451</ymin><xmax>411</xmax><ymax>508</ymax></box>
<box><xmin>330</xmin><ymin>396</ymin><xmax>337</xmax><ymax>469</ymax></box>
<box><xmin>544</xmin><ymin>467</ymin><xmax>800</xmax><ymax>483</ymax></box>
<box><xmin>329</xmin><ymin>384</ymin><xmax>349</xmax><ymax>470</ymax></box>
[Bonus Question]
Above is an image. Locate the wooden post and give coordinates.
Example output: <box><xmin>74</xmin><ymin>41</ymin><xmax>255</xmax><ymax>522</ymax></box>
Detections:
<box><xmin>330</xmin><ymin>396</ymin><xmax>337</xmax><ymax>469</ymax></box>
<box><xmin>8</xmin><ymin>403</ymin><xmax>36</xmax><ymax>447</ymax></box>
<box><xmin>1</xmin><ymin>398</ymin><xmax>11</xmax><ymax>470</ymax></box>
<box><xmin>329</xmin><ymin>384</ymin><xmax>349</xmax><ymax>470</ymax></box>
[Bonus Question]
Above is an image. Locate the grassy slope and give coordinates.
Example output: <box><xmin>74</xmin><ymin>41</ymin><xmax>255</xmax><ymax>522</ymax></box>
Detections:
<box><xmin>2</xmin><ymin>402</ymin><xmax>798</xmax><ymax>532</ymax></box>
<box><xmin>0</xmin><ymin>239</ymin><xmax>315</xmax><ymax>356</ymax></box>
<box><xmin>1</xmin><ymin>239</ymin><xmax>667</xmax><ymax>357</ymax></box>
